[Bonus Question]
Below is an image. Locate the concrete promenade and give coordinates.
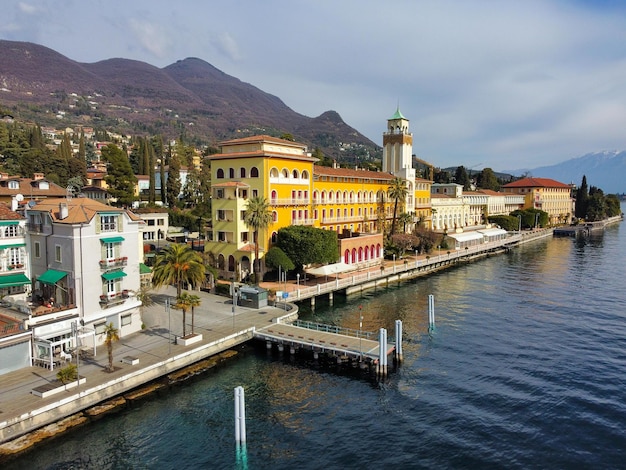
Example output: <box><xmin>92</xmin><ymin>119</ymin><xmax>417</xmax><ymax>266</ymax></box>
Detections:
<box><xmin>0</xmin><ymin>228</ymin><xmax>555</xmax><ymax>454</ymax></box>
<box><xmin>0</xmin><ymin>286</ymin><xmax>294</xmax><ymax>449</ymax></box>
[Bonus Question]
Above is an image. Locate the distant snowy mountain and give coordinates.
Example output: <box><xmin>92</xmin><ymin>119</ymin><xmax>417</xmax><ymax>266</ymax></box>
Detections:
<box><xmin>506</xmin><ymin>151</ymin><xmax>626</xmax><ymax>194</ymax></box>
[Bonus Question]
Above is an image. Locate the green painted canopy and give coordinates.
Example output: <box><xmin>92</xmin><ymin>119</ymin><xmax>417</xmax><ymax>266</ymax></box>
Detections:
<box><xmin>0</xmin><ymin>273</ymin><xmax>30</xmax><ymax>288</ymax></box>
<box><xmin>139</xmin><ymin>263</ymin><xmax>152</xmax><ymax>274</ymax></box>
<box><xmin>100</xmin><ymin>236</ymin><xmax>125</xmax><ymax>243</ymax></box>
<box><xmin>38</xmin><ymin>269</ymin><xmax>67</xmax><ymax>285</ymax></box>
<box><xmin>101</xmin><ymin>270</ymin><xmax>127</xmax><ymax>281</ymax></box>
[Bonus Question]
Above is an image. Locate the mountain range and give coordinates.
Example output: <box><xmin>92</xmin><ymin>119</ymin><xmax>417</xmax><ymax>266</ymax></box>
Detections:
<box><xmin>0</xmin><ymin>39</ymin><xmax>379</xmax><ymax>162</ymax></box>
<box><xmin>1</xmin><ymin>40</ymin><xmax>624</xmax><ymax>193</ymax></box>
<box><xmin>506</xmin><ymin>150</ymin><xmax>626</xmax><ymax>194</ymax></box>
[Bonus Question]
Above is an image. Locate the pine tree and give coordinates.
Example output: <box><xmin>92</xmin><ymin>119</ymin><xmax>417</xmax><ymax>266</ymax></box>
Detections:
<box><xmin>166</xmin><ymin>154</ymin><xmax>182</xmax><ymax>207</ymax></box>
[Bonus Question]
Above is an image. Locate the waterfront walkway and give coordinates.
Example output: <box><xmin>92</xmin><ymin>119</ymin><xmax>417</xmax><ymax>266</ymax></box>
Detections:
<box><xmin>0</xmin><ymin>286</ymin><xmax>294</xmax><ymax>446</ymax></box>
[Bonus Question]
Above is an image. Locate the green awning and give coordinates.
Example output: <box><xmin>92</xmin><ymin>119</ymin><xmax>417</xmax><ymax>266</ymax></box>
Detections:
<box><xmin>139</xmin><ymin>263</ymin><xmax>152</xmax><ymax>274</ymax></box>
<box><xmin>0</xmin><ymin>243</ymin><xmax>26</xmax><ymax>250</ymax></box>
<box><xmin>102</xmin><ymin>270</ymin><xmax>127</xmax><ymax>281</ymax></box>
<box><xmin>0</xmin><ymin>221</ymin><xmax>19</xmax><ymax>226</ymax></box>
<box><xmin>0</xmin><ymin>273</ymin><xmax>30</xmax><ymax>288</ymax></box>
<box><xmin>100</xmin><ymin>236</ymin><xmax>125</xmax><ymax>243</ymax></box>
<box><xmin>38</xmin><ymin>269</ymin><xmax>68</xmax><ymax>285</ymax></box>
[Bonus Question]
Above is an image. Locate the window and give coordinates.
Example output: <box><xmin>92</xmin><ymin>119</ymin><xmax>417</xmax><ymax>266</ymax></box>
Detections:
<box><xmin>218</xmin><ymin>231</ymin><xmax>226</xmax><ymax>242</ymax></box>
<box><xmin>216</xmin><ymin>168</ymin><xmax>224</xmax><ymax>179</ymax></box>
<box><xmin>157</xmin><ymin>219</ymin><xmax>164</xmax><ymax>225</ymax></box>
<box><xmin>4</xmin><ymin>225</ymin><xmax>19</xmax><ymax>237</ymax></box>
<box><xmin>105</xmin><ymin>242</ymin><xmax>115</xmax><ymax>259</ymax></box>
<box><xmin>9</xmin><ymin>247</ymin><xmax>22</xmax><ymax>266</ymax></box>
<box><xmin>100</xmin><ymin>215</ymin><xmax>116</xmax><ymax>232</ymax></box>
<box><xmin>240</xmin><ymin>168</ymin><xmax>246</xmax><ymax>178</ymax></box>
<box><xmin>55</xmin><ymin>245</ymin><xmax>62</xmax><ymax>263</ymax></box>
<box><xmin>106</xmin><ymin>278</ymin><xmax>116</xmax><ymax>294</ymax></box>
<box><xmin>241</xmin><ymin>189</ymin><xmax>248</xmax><ymax>199</ymax></box>
<box><xmin>272</xmin><ymin>211</ymin><xmax>278</xmax><ymax>222</ymax></box>
<box><xmin>95</xmin><ymin>322</ymin><xmax>107</xmax><ymax>335</ymax></box>
<box><xmin>252</xmin><ymin>190</ymin><xmax>258</xmax><ymax>198</ymax></box>
<box><xmin>241</xmin><ymin>232</ymin><xmax>249</xmax><ymax>242</ymax></box>
<box><xmin>229</xmin><ymin>168</ymin><xmax>235</xmax><ymax>178</ymax></box>
<box><xmin>147</xmin><ymin>219</ymin><xmax>155</xmax><ymax>226</ymax></box>
<box><xmin>251</xmin><ymin>167</ymin><xmax>259</xmax><ymax>177</ymax></box>
<box><xmin>216</xmin><ymin>189</ymin><xmax>224</xmax><ymax>199</ymax></box>
<box><xmin>240</xmin><ymin>210</ymin><xmax>246</xmax><ymax>220</ymax></box>
<box><xmin>8</xmin><ymin>180</ymin><xmax>19</xmax><ymax>189</ymax></box>
<box><xmin>121</xmin><ymin>314</ymin><xmax>132</xmax><ymax>326</ymax></box>
<box><xmin>34</xmin><ymin>241</ymin><xmax>41</xmax><ymax>258</ymax></box>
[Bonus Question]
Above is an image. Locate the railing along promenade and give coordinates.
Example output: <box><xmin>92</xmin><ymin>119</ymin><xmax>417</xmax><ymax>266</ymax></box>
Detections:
<box><xmin>278</xmin><ymin>230</ymin><xmax>550</xmax><ymax>303</ymax></box>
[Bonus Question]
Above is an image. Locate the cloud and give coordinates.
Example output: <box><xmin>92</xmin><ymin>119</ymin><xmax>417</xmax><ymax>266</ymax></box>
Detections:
<box><xmin>212</xmin><ymin>33</ymin><xmax>242</xmax><ymax>62</ymax></box>
<box><xmin>17</xmin><ymin>2</ymin><xmax>37</xmax><ymax>14</ymax></box>
<box><xmin>128</xmin><ymin>19</ymin><xmax>169</xmax><ymax>60</ymax></box>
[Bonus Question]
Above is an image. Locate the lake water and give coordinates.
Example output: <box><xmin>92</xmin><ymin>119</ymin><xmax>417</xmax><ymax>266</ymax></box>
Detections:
<box><xmin>9</xmin><ymin>208</ymin><xmax>626</xmax><ymax>469</ymax></box>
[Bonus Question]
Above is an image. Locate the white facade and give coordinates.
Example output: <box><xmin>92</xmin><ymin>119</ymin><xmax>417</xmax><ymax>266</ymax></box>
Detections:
<box><xmin>25</xmin><ymin>198</ymin><xmax>144</xmax><ymax>361</ymax></box>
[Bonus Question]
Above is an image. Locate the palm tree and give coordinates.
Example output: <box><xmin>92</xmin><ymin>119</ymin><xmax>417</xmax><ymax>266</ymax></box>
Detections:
<box><xmin>175</xmin><ymin>292</ymin><xmax>193</xmax><ymax>337</ymax></box>
<box><xmin>152</xmin><ymin>243</ymin><xmax>206</xmax><ymax>297</ymax></box>
<box><xmin>388</xmin><ymin>177</ymin><xmax>408</xmax><ymax>236</ymax></box>
<box><xmin>243</xmin><ymin>196</ymin><xmax>273</xmax><ymax>282</ymax></box>
<box><xmin>104</xmin><ymin>322</ymin><xmax>119</xmax><ymax>372</ymax></box>
<box><xmin>398</xmin><ymin>212</ymin><xmax>413</xmax><ymax>233</ymax></box>
<box><xmin>188</xmin><ymin>294</ymin><xmax>201</xmax><ymax>335</ymax></box>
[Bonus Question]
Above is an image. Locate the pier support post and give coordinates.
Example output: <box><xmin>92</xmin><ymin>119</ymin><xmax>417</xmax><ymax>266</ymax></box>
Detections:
<box><xmin>234</xmin><ymin>386</ymin><xmax>246</xmax><ymax>444</ymax></box>
<box><xmin>428</xmin><ymin>294</ymin><xmax>435</xmax><ymax>330</ymax></box>
<box><xmin>378</xmin><ymin>328</ymin><xmax>388</xmax><ymax>377</ymax></box>
<box><xmin>277</xmin><ymin>344</ymin><xmax>284</xmax><ymax>352</ymax></box>
<box><xmin>395</xmin><ymin>320</ymin><xmax>403</xmax><ymax>363</ymax></box>
<box><xmin>266</xmin><ymin>341</ymin><xmax>272</xmax><ymax>350</ymax></box>
<box><xmin>290</xmin><ymin>346</ymin><xmax>296</xmax><ymax>355</ymax></box>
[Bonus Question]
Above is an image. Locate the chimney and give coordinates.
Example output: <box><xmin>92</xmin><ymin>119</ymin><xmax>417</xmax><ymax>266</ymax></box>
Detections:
<box><xmin>59</xmin><ymin>202</ymin><xmax>69</xmax><ymax>220</ymax></box>
<box><xmin>33</xmin><ymin>172</ymin><xmax>45</xmax><ymax>181</ymax></box>
<box><xmin>0</xmin><ymin>172</ymin><xmax>8</xmax><ymax>180</ymax></box>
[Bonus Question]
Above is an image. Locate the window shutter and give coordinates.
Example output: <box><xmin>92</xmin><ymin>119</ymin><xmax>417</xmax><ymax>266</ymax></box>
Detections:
<box><xmin>95</xmin><ymin>217</ymin><xmax>101</xmax><ymax>234</ymax></box>
<box><xmin>117</xmin><ymin>214</ymin><xmax>123</xmax><ymax>232</ymax></box>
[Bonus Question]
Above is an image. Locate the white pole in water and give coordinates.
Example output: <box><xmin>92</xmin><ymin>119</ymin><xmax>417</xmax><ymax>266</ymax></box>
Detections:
<box><xmin>428</xmin><ymin>294</ymin><xmax>435</xmax><ymax>329</ymax></box>
<box><xmin>395</xmin><ymin>320</ymin><xmax>403</xmax><ymax>363</ymax></box>
<box><xmin>234</xmin><ymin>386</ymin><xmax>246</xmax><ymax>443</ymax></box>
<box><xmin>378</xmin><ymin>328</ymin><xmax>388</xmax><ymax>376</ymax></box>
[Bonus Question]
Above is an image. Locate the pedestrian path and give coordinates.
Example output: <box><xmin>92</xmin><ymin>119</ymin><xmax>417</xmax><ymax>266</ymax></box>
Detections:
<box><xmin>0</xmin><ymin>286</ymin><xmax>292</xmax><ymax>445</ymax></box>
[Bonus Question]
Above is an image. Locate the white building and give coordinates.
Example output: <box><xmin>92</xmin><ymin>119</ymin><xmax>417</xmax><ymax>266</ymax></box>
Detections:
<box><xmin>24</xmin><ymin>197</ymin><xmax>144</xmax><ymax>369</ymax></box>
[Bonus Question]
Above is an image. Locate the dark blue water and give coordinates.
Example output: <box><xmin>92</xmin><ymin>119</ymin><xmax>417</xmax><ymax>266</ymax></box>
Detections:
<box><xmin>9</xmin><ymin>211</ymin><xmax>626</xmax><ymax>469</ymax></box>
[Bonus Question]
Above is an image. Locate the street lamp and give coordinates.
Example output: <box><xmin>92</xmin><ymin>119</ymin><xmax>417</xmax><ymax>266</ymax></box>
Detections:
<box><xmin>393</xmin><ymin>254</ymin><xmax>396</xmax><ymax>273</ymax></box>
<box><xmin>517</xmin><ymin>215</ymin><xmax>522</xmax><ymax>233</ymax></box>
<box><xmin>296</xmin><ymin>273</ymin><xmax>300</xmax><ymax>287</ymax></box>
<box><xmin>535</xmin><ymin>213</ymin><xmax>540</xmax><ymax>229</ymax></box>
<box><xmin>358</xmin><ymin>305</ymin><xmax>363</xmax><ymax>360</ymax></box>
<box><xmin>415</xmin><ymin>249</ymin><xmax>418</xmax><ymax>268</ymax></box>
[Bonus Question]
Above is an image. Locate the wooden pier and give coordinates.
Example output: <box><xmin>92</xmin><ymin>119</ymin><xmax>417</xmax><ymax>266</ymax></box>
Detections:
<box><xmin>254</xmin><ymin>321</ymin><xmax>395</xmax><ymax>364</ymax></box>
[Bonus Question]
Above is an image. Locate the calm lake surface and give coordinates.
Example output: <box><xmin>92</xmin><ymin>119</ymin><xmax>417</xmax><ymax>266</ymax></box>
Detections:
<box><xmin>9</xmin><ymin>207</ymin><xmax>626</xmax><ymax>469</ymax></box>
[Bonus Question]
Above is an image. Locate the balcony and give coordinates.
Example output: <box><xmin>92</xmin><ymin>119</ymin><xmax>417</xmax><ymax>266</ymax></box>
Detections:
<box><xmin>292</xmin><ymin>218</ymin><xmax>316</xmax><ymax>226</ymax></box>
<box><xmin>99</xmin><ymin>257</ymin><xmax>128</xmax><ymax>269</ymax></box>
<box><xmin>99</xmin><ymin>290</ymin><xmax>130</xmax><ymax>308</ymax></box>
<box><xmin>270</xmin><ymin>198</ymin><xmax>310</xmax><ymax>206</ymax></box>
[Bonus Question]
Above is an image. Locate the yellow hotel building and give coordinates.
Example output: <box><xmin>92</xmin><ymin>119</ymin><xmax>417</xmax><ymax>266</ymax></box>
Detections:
<box><xmin>205</xmin><ymin>111</ymin><xmax>432</xmax><ymax>279</ymax></box>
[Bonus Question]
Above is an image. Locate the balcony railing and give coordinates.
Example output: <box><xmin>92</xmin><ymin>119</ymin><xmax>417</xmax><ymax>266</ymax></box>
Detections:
<box><xmin>292</xmin><ymin>218</ymin><xmax>316</xmax><ymax>226</ymax></box>
<box><xmin>99</xmin><ymin>290</ymin><xmax>130</xmax><ymax>307</ymax></box>
<box><xmin>99</xmin><ymin>257</ymin><xmax>128</xmax><ymax>269</ymax></box>
<box><xmin>270</xmin><ymin>198</ymin><xmax>309</xmax><ymax>206</ymax></box>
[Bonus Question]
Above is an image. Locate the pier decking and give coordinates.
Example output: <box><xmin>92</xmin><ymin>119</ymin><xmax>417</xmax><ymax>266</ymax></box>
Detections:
<box><xmin>255</xmin><ymin>321</ymin><xmax>393</xmax><ymax>362</ymax></box>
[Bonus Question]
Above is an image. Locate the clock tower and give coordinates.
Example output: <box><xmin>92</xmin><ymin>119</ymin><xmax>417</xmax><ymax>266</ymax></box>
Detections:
<box><xmin>382</xmin><ymin>107</ymin><xmax>416</xmax><ymax>212</ymax></box>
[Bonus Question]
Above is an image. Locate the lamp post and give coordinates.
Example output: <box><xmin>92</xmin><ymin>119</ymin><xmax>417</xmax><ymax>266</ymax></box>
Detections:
<box><xmin>393</xmin><ymin>254</ymin><xmax>396</xmax><ymax>273</ymax></box>
<box><xmin>296</xmin><ymin>273</ymin><xmax>300</xmax><ymax>288</ymax></box>
<box><xmin>535</xmin><ymin>213</ymin><xmax>540</xmax><ymax>229</ymax></box>
<box><xmin>517</xmin><ymin>215</ymin><xmax>521</xmax><ymax>233</ymax></box>
<box><xmin>415</xmin><ymin>249</ymin><xmax>418</xmax><ymax>268</ymax></box>
<box><xmin>359</xmin><ymin>305</ymin><xmax>363</xmax><ymax>360</ymax></box>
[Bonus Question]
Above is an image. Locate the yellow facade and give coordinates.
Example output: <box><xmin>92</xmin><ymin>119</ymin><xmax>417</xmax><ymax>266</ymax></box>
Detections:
<box><xmin>502</xmin><ymin>177</ymin><xmax>573</xmax><ymax>225</ymax></box>
<box><xmin>204</xmin><ymin>135</ymin><xmax>411</xmax><ymax>280</ymax></box>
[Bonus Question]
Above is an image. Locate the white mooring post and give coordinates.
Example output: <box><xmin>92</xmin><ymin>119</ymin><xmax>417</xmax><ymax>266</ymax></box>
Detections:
<box><xmin>378</xmin><ymin>328</ymin><xmax>388</xmax><ymax>376</ymax></box>
<box><xmin>234</xmin><ymin>386</ymin><xmax>246</xmax><ymax>444</ymax></box>
<box><xmin>395</xmin><ymin>320</ymin><xmax>403</xmax><ymax>363</ymax></box>
<box><xmin>428</xmin><ymin>294</ymin><xmax>435</xmax><ymax>330</ymax></box>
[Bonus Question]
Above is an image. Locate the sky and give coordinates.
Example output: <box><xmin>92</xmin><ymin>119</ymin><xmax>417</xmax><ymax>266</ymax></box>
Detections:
<box><xmin>3</xmin><ymin>0</ymin><xmax>626</xmax><ymax>172</ymax></box>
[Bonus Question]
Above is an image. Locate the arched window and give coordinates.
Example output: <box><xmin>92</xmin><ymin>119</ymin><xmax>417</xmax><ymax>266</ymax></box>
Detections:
<box><xmin>229</xmin><ymin>168</ymin><xmax>235</xmax><ymax>178</ymax></box>
<box><xmin>250</xmin><ymin>167</ymin><xmax>259</xmax><ymax>177</ymax></box>
<box><xmin>301</xmin><ymin>170</ymin><xmax>309</xmax><ymax>179</ymax></box>
<box><xmin>272</xmin><ymin>211</ymin><xmax>278</xmax><ymax>222</ymax></box>
<box><xmin>313</xmin><ymin>190</ymin><xmax>319</xmax><ymax>203</ymax></box>
<box><xmin>292</xmin><ymin>169</ymin><xmax>299</xmax><ymax>179</ymax></box>
<box><xmin>270</xmin><ymin>167</ymin><xmax>279</xmax><ymax>178</ymax></box>
<box><xmin>228</xmin><ymin>255</ymin><xmax>236</xmax><ymax>272</ymax></box>
<box><xmin>218</xmin><ymin>254</ymin><xmax>226</xmax><ymax>269</ymax></box>
<box><xmin>240</xmin><ymin>167</ymin><xmax>246</xmax><ymax>178</ymax></box>
<box><xmin>344</xmin><ymin>249</ymin><xmax>350</xmax><ymax>264</ymax></box>
<box><xmin>281</xmin><ymin>168</ymin><xmax>289</xmax><ymax>178</ymax></box>
<box><xmin>271</xmin><ymin>231</ymin><xmax>278</xmax><ymax>243</ymax></box>
<box><xmin>216</xmin><ymin>168</ymin><xmax>224</xmax><ymax>179</ymax></box>
<box><xmin>358</xmin><ymin>247</ymin><xmax>363</xmax><ymax>262</ymax></box>
<box><xmin>351</xmin><ymin>248</ymin><xmax>357</xmax><ymax>264</ymax></box>
<box><xmin>321</xmin><ymin>191</ymin><xmax>326</xmax><ymax>202</ymax></box>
